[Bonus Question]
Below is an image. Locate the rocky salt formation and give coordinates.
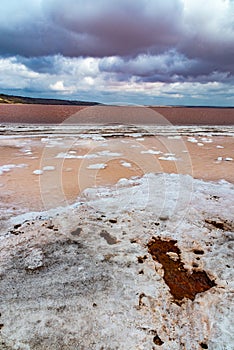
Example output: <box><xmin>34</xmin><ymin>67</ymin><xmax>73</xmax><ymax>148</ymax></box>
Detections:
<box><xmin>0</xmin><ymin>173</ymin><xmax>233</xmax><ymax>349</ymax></box>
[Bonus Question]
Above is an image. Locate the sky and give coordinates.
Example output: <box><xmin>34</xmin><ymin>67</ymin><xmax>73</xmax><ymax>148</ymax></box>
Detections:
<box><xmin>0</xmin><ymin>0</ymin><xmax>234</xmax><ymax>106</ymax></box>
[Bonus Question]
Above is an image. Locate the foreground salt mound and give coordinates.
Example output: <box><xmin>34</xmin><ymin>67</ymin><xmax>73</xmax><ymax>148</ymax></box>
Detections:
<box><xmin>0</xmin><ymin>173</ymin><xmax>233</xmax><ymax>350</ymax></box>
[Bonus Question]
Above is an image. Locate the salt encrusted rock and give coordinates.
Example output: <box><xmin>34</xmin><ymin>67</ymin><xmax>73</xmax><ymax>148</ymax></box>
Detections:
<box><xmin>24</xmin><ymin>249</ymin><xmax>44</xmax><ymax>270</ymax></box>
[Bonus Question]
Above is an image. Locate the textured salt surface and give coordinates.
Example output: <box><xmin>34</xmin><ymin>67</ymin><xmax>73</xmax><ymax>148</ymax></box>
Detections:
<box><xmin>0</xmin><ymin>173</ymin><xmax>233</xmax><ymax>349</ymax></box>
<box><xmin>0</xmin><ymin>124</ymin><xmax>234</xmax><ymax>137</ymax></box>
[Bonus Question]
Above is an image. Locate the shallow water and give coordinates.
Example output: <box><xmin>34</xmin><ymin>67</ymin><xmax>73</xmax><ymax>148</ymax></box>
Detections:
<box><xmin>0</xmin><ymin>125</ymin><xmax>233</xmax><ymax>218</ymax></box>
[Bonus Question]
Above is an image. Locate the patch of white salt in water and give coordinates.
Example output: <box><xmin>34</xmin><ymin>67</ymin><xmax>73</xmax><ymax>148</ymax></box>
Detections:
<box><xmin>158</xmin><ymin>156</ymin><xmax>179</xmax><ymax>161</ymax></box>
<box><xmin>140</xmin><ymin>149</ymin><xmax>162</xmax><ymax>155</ymax></box>
<box><xmin>42</xmin><ymin>166</ymin><xmax>56</xmax><ymax>171</ymax></box>
<box><xmin>55</xmin><ymin>150</ymin><xmax>122</xmax><ymax>159</ymax></box>
<box><xmin>32</xmin><ymin>169</ymin><xmax>43</xmax><ymax>175</ymax></box>
<box><xmin>0</xmin><ymin>164</ymin><xmax>28</xmax><ymax>175</ymax></box>
<box><xmin>120</xmin><ymin>161</ymin><xmax>132</xmax><ymax>168</ymax></box>
<box><xmin>201</xmin><ymin>137</ymin><xmax>213</xmax><ymax>143</ymax></box>
<box><xmin>87</xmin><ymin>163</ymin><xmax>107</xmax><ymax>170</ymax></box>
<box><xmin>187</xmin><ymin>137</ymin><xmax>198</xmax><ymax>143</ymax></box>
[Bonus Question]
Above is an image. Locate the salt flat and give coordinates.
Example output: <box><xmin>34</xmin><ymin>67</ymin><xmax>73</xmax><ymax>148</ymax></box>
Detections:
<box><xmin>0</xmin><ymin>124</ymin><xmax>233</xmax><ymax>349</ymax></box>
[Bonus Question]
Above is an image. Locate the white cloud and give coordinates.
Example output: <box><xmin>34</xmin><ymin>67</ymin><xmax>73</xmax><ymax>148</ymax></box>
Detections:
<box><xmin>50</xmin><ymin>81</ymin><xmax>65</xmax><ymax>91</ymax></box>
<box><xmin>0</xmin><ymin>49</ymin><xmax>233</xmax><ymax>106</ymax></box>
<box><xmin>0</xmin><ymin>57</ymin><xmax>40</xmax><ymax>89</ymax></box>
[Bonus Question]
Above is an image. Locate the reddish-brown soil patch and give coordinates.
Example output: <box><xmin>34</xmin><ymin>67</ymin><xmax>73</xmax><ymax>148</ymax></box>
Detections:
<box><xmin>147</xmin><ymin>237</ymin><xmax>216</xmax><ymax>304</ymax></box>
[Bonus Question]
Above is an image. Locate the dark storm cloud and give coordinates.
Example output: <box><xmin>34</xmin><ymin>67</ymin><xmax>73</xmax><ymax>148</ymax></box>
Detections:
<box><xmin>44</xmin><ymin>0</ymin><xmax>183</xmax><ymax>56</ymax></box>
<box><xmin>0</xmin><ymin>0</ymin><xmax>233</xmax><ymax>77</ymax></box>
<box><xmin>16</xmin><ymin>56</ymin><xmax>58</xmax><ymax>74</ymax></box>
<box><xmin>98</xmin><ymin>50</ymin><xmax>234</xmax><ymax>84</ymax></box>
<box><xmin>0</xmin><ymin>0</ymin><xmax>184</xmax><ymax>57</ymax></box>
<box><xmin>1</xmin><ymin>0</ymin><xmax>234</xmax><ymax>63</ymax></box>
<box><xmin>0</xmin><ymin>0</ymin><xmax>234</xmax><ymax>105</ymax></box>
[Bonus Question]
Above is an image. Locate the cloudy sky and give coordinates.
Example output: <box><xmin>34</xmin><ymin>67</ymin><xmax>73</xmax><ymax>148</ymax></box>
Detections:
<box><xmin>0</xmin><ymin>0</ymin><xmax>234</xmax><ymax>105</ymax></box>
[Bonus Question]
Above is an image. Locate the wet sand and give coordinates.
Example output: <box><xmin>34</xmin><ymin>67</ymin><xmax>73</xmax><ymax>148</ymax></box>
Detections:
<box><xmin>0</xmin><ymin>134</ymin><xmax>233</xmax><ymax>213</ymax></box>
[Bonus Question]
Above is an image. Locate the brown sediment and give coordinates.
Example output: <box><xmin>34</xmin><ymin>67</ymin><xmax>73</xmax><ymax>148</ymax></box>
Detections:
<box><xmin>70</xmin><ymin>227</ymin><xmax>82</xmax><ymax>236</ymax></box>
<box><xmin>100</xmin><ymin>230</ymin><xmax>118</xmax><ymax>245</ymax></box>
<box><xmin>153</xmin><ymin>334</ymin><xmax>164</xmax><ymax>346</ymax></box>
<box><xmin>205</xmin><ymin>218</ymin><xmax>233</xmax><ymax>231</ymax></box>
<box><xmin>137</xmin><ymin>255</ymin><xmax>147</xmax><ymax>263</ymax></box>
<box><xmin>147</xmin><ymin>237</ymin><xmax>216</xmax><ymax>304</ymax></box>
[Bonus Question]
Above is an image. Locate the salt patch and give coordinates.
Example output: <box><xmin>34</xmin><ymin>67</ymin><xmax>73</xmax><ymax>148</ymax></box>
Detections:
<box><xmin>120</xmin><ymin>161</ymin><xmax>132</xmax><ymax>168</ymax></box>
<box><xmin>16</xmin><ymin>164</ymin><xmax>28</xmax><ymax>168</ymax></box>
<box><xmin>0</xmin><ymin>164</ymin><xmax>16</xmax><ymax>174</ymax></box>
<box><xmin>159</xmin><ymin>156</ymin><xmax>178</xmax><ymax>161</ymax></box>
<box><xmin>216</xmin><ymin>157</ymin><xmax>233</xmax><ymax>162</ymax></box>
<box><xmin>136</xmin><ymin>138</ymin><xmax>145</xmax><ymax>141</ymax></box>
<box><xmin>197</xmin><ymin>143</ymin><xmax>204</xmax><ymax>146</ymax></box>
<box><xmin>117</xmin><ymin>178</ymin><xmax>131</xmax><ymax>187</ymax></box>
<box><xmin>187</xmin><ymin>137</ymin><xmax>198</xmax><ymax>143</ymax></box>
<box><xmin>43</xmin><ymin>166</ymin><xmax>55</xmax><ymax>171</ymax></box>
<box><xmin>216</xmin><ymin>145</ymin><xmax>224</xmax><ymax>149</ymax></box>
<box><xmin>0</xmin><ymin>163</ymin><xmax>28</xmax><ymax>175</ymax></box>
<box><xmin>91</xmin><ymin>135</ymin><xmax>106</xmax><ymax>141</ymax></box>
<box><xmin>56</xmin><ymin>152</ymin><xmax>98</xmax><ymax>159</ymax></box>
<box><xmin>56</xmin><ymin>150</ymin><xmax>122</xmax><ymax>159</ymax></box>
<box><xmin>64</xmin><ymin>168</ymin><xmax>73</xmax><ymax>172</ymax></box>
<box><xmin>33</xmin><ymin>170</ymin><xmax>43</xmax><ymax>175</ymax></box>
<box><xmin>79</xmin><ymin>134</ymin><xmax>105</xmax><ymax>141</ymax></box>
<box><xmin>131</xmin><ymin>133</ymin><xmax>143</xmax><ymax>138</ymax></box>
<box><xmin>168</xmin><ymin>136</ymin><xmax>181</xmax><ymax>140</ymax></box>
<box><xmin>87</xmin><ymin>163</ymin><xmax>107</xmax><ymax>170</ymax></box>
<box><xmin>97</xmin><ymin>151</ymin><xmax>122</xmax><ymax>157</ymax></box>
<box><xmin>201</xmin><ymin>137</ymin><xmax>213</xmax><ymax>143</ymax></box>
<box><xmin>120</xmin><ymin>140</ymin><xmax>129</xmax><ymax>143</ymax></box>
<box><xmin>130</xmin><ymin>145</ymin><xmax>140</xmax><ymax>148</ymax></box>
<box><xmin>141</xmin><ymin>149</ymin><xmax>162</xmax><ymax>155</ymax></box>
<box><xmin>0</xmin><ymin>164</ymin><xmax>15</xmax><ymax>175</ymax></box>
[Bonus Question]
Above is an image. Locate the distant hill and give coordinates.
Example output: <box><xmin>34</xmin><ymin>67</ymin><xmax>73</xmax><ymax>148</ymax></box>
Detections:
<box><xmin>0</xmin><ymin>93</ymin><xmax>100</xmax><ymax>106</ymax></box>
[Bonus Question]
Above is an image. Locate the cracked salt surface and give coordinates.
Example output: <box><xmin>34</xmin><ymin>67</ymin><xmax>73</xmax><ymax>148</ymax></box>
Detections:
<box><xmin>0</xmin><ymin>173</ymin><xmax>233</xmax><ymax>349</ymax></box>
